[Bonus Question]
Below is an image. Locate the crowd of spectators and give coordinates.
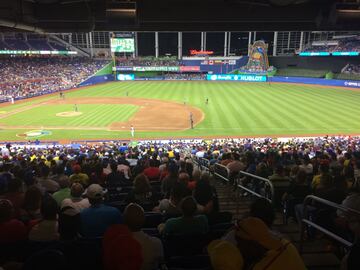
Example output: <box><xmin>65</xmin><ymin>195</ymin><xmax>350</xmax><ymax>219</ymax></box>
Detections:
<box><xmin>0</xmin><ymin>135</ymin><xmax>359</xmax><ymax>269</ymax></box>
<box><xmin>342</xmin><ymin>64</ymin><xmax>360</xmax><ymax>75</ymax></box>
<box><xmin>116</xmin><ymin>57</ymin><xmax>181</xmax><ymax>67</ymax></box>
<box><xmin>0</xmin><ymin>57</ymin><xmax>107</xmax><ymax>102</ymax></box>
<box><xmin>303</xmin><ymin>37</ymin><xmax>360</xmax><ymax>53</ymax></box>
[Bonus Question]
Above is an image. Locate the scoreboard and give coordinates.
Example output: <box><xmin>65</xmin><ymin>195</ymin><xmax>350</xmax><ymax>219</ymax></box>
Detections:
<box><xmin>110</xmin><ymin>38</ymin><xmax>135</xmax><ymax>53</ymax></box>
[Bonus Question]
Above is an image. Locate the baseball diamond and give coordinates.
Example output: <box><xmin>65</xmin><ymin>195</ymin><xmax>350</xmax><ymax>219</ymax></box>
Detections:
<box><xmin>0</xmin><ymin>81</ymin><xmax>360</xmax><ymax>142</ymax></box>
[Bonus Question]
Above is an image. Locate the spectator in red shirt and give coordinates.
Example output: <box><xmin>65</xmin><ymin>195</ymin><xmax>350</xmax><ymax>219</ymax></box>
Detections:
<box><xmin>143</xmin><ymin>159</ymin><xmax>160</xmax><ymax>181</ymax></box>
<box><xmin>0</xmin><ymin>199</ymin><xmax>28</xmax><ymax>244</ymax></box>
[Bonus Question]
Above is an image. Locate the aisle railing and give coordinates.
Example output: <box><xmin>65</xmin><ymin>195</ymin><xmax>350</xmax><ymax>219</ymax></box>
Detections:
<box><xmin>192</xmin><ymin>156</ymin><xmax>274</xmax><ymax>203</ymax></box>
<box><xmin>299</xmin><ymin>195</ymin><xmax>360</xmax><ymax>253</ymax></box>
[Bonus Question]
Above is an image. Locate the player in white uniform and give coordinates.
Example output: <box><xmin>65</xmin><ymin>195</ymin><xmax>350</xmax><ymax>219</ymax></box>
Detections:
<box><xmin>131</xmin><ymin>125</ymin><xmax>135</xmax><ymax>138</ymax></box>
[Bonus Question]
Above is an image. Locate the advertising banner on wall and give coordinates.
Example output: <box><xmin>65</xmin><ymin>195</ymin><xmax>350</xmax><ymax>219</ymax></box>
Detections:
<box><xmin>207</xmin><ymin>74</ymin><xmax>267</xmax><ymax>82</ymax></box>
<box><xmin>179</xmin><ymin>66</ymin><xmax>201</xmax><ymax>72</ymax></box>
<box><xmin>116</xmin><ymin>74</ymin><xmax>135</xmax><ymax>81</ymax></box>
<box><xmin>113</xmin><ymin>66</ymin><xmax>134</xmax><ymax>71</ymax></box>
<box><xmin>132</xmin><ymin>66</ymin><xmax>180</xmax><ymax>72</ymax></box>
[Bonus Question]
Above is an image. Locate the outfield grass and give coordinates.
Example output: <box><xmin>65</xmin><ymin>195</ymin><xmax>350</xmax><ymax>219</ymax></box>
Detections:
<box><xmin>1</xmin><ymin>81</ymin><xmax>360</xmax><ymax>141</ymax></box>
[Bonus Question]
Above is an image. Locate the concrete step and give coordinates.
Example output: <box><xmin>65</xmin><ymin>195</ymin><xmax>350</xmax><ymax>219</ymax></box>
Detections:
<box><xmin>302</xmin><ymin>253</ymin><xmax>340</xmax><ymax>268</ymax></box>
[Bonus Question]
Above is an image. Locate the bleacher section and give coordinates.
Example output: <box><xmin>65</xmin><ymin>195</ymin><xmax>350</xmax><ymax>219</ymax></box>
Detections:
<box><xmin>0</xmin><ymin>137</ymin><xmax>359</xmax><ymax>269</ymax></box>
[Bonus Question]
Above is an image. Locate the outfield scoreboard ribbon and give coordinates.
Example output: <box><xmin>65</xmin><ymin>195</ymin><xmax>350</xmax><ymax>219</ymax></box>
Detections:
<box><xmin>207</xmin><ymin>74</ymin><xmax>267</xmax><ymax>82</ymax></box>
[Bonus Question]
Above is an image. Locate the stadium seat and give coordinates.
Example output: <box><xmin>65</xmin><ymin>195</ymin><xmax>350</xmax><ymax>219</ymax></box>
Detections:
<box><xmin>144</xmin><ymin>212</ymin><xmax>164</xmax><ymax>228</ymax></box>
<box><xmin>167</xmin><ymin>255</ymin><xmax>212</xmax><ymax>269</ymax></box>
<box><xmin>163</xmin><ymin>233</ymin><xmax>210</xmax><ymax>258</ymax></box>
<box><xmin>206</xmin><ymin>211</ymin><xmax>233</xmax><ymax>226</ymax></box>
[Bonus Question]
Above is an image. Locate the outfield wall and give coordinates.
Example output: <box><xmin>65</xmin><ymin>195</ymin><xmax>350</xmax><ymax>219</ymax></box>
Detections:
<box><xmin>78</xmin><ymin>74</ymin><xmax>115</xmax><ymax>87</ymax></box>
<box><xmin>78</xmin><ymin>73</ymin><xmax>360</xmax><ymax>89</ymax></box>
<box><xmin>269</xmin><ymin>76</ymin><xmax>360</xmax><ymax>88</ymax></box>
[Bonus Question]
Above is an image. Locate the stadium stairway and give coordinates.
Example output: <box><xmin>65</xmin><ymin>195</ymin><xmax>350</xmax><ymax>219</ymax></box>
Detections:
<box><xmin>210</xmin><ymin>175</ymin><xmax>342</xmax><ymax>270</ymax></box>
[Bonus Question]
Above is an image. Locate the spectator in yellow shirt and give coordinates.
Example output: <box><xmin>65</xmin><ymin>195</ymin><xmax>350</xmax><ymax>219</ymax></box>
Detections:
<box><xmin>69</xmin><ymin>164</ymin><xmax>89</xmax><ymax>187</ymax></box>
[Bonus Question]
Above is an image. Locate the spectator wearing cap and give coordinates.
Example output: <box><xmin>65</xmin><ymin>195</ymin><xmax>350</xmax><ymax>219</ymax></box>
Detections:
<box><xmin>80</xmin><ymin>184</ymin><xmax>123</xmax><ymax>238</ymax></box>
<box><xmin>29</xmin><ymin>197</ymin><xmax>60</xmax><ymax>242</ymax></box>
<box><xmin>61</xmin><ymin>183</ymin><xmax>90</xmax><ymax>214</ymax></box>
<box><xmin>124</xmin><ymin>203</ymin><xmax>164</xmax><ymax>270</ymax></box>
<box><xmin>224</xmin><ymin>217</ymin><xmax>306</xmax><ymax>270</ymax></box>
<box><xmin>160</xmin><ymin>196</ymin><xmax>209</xmax><ymax>235</ymax></box>
<box><xmin>52</xmin><ymin>176</ymin><xmax>71</xmax><ymax>206</ymax></box>
<box><xmin>338</xmin><ymin>193</ymin><xmax>360</xmax><ymax>270</ymax></box>
<box><xmin>103</xmin><ymin>224</ymin><xmax>143</xmax><ymax>270</ymax></box>
<box><xmin>207</xmin><ymin>239</ymin><xmax>244</xmax><ymax>270</ymax></box>
<box><xmin>69</xmin><ymin>164</ymin><xmax>89</xmax><ymax>187</ymax></box>
<box><xmin>0</xmin><ymin>199</ymin><xmax>28</xmax><ymax>244</ymax></box>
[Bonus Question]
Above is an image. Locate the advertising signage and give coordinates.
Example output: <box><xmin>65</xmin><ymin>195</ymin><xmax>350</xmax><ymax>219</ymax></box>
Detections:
<box><xmin>299</xmin><ymin>52</ymin><xmax>330</xmax><ymax>56</ymax></box>
<box><xmin>113</xmin><ymin>66</ymin><xmax>134</xmax><ymax>71</ymax></box>
<box><xmin>0</xmin><ymin>50</ymin><xmax>77</xmax><ymax>55</ymax></box>
<box><xmin>179</xmin><ymin>66</ymin><xmax>201</xmax><ymax>72</ymax></box>
<box><xmin>116</xmin><ymin>74</ymin><xmax>135</xmax><ymax>81</ymax></box>
<box><xmin>132</xmin><ymin>66</ymin><xmax>180</xmax><ymax>72</ymax></box>
<box><xmin>207</xmin><ymin>74</ymin><xmax>267</xmax><ymax>82</ymax></box>
<box><xmin>299</xmin><ymin>51</ymin><xmax>359</xmax><ymax>56</ymax></box>
<box><xmin>332</xmin><ymin>52</ymin><xmax>359</xmax><ymax>56</ymax></box>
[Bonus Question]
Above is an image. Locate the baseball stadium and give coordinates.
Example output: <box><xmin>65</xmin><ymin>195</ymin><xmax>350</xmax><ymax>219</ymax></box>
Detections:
<box><xmin>1</xmin><ymin>1</ymin><xmax>360</xmax><ymax>270</ymax></box>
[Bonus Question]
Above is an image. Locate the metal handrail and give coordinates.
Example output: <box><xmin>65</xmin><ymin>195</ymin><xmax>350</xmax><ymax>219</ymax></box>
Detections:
<box><xmin>192</xmin><ymin>156</ymin><xmax>210</xmax><ymax>172</ymax></box>
<box><xmin>238</xmin><ymin>170</ymin><xmax>275</xmax><ymax>202</ymax></box>
<box><xmin>213</xmin><ymin>163</ymin><xmax>274</xmax><ymax>203</ymax></box>
<box><xmin>299</xmin><ymin>195</ymin><xmax>360</xmax><ymax>253</ymax></box>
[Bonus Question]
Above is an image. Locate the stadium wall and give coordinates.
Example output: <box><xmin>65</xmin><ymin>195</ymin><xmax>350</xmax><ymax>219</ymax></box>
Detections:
<box><xmin>78</xmin><ymin>74</ymin><xmax>115</xmax><ymax>87</ymax></box>
<box><xmin>270</xmin><ymin>76</ymin><xmax>360</xmax><ymax>88</ymax></box>
<box><xmin>269</xmin><ymin>56</ymin><xmax>360</xmax><ymax>73</ymax></box>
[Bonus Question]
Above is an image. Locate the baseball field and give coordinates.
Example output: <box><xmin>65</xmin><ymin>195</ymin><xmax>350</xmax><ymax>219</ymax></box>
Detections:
<box><xmin>1</xmin><ymin>81</ymin><xmax>360</xmax><ymax>143</ymax></box>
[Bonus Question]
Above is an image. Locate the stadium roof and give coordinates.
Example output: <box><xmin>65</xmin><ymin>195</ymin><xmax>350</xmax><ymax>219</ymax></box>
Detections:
<box><xmin>0</xmin><ymin>0</ymin><xmax>359</xmax><ymax>32</ymax></box>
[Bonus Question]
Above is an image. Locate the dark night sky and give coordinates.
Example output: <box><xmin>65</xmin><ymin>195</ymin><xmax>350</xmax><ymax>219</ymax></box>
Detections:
<box><xmin>137</xmin><ymin>32</ymin><xmax>274</xmax><ymax>57</ymax></box>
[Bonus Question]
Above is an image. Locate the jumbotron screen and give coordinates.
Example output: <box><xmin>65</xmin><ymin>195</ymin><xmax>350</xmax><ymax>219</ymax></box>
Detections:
<box><xmin>110</xmin><ymin>38</ymin><xmax>135</xmax><ymax>53</ymax></box>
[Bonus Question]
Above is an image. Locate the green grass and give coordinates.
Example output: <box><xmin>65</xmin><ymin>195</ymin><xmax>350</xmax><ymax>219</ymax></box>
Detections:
<box><xmin>1</xmin><ymin>81</ymin><xmax>360</xmax><ymax>141</ymax></box>
<box><xmin>0</xmin><ymin>104</ymin><xmax>138</xmax><ymax>127</ymax></box>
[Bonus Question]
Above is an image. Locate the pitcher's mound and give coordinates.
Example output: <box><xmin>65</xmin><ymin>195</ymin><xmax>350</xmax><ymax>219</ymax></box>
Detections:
<box><xmin>56</xmin><ymin>111</ymin><xmax>82</xmax><ymax>117</ymax></box>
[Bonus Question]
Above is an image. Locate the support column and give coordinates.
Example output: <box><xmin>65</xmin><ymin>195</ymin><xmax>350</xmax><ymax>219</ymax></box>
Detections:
<box><xmin>85</xmin><ymin>33</ymin><xmax>89</xmax><ymax>49</ymax></box>
<box><xmin>89</xmin><ymin>32</ymin><xmax>94</xmax><ymax>58</ymax></box>
<box><xmin>201</xmin><ymin>32</ymin><xmax>204</xmax><ymax>51</ymax></box>
<box><xmin>224</xmin><ymin>32</ymin><xmax>228</xmax><ymax>57</ymax></box>
<box><xmin>253</xmin><ymin>31</ymin><xmax>257</xmax><ymax>42</ymax></box>
<box><xmin>287</xmin><ymin>32</ymin><xmax>291</xmax><ymax>50</ymax></box>
<box><xmin>248</xmin><ymin>32</ymin><xmax>252</xmax><ymax>56</ymax></box>
<box><xmin>178</xmin><ymin>32</ymin><xmax>182</xmax><ymax>59</ymax></box>
<box><xmin>227</xmin><ymin>32</ymin><xmax>231</xmax><ymax>56</ymax></box>
<box><xmin>273</xmin><ymin>31</ymin><xmax>278</xmax><ymax>56</ymax></box>
<box><xmin>134</xmin><ymin>32</ymin><xmax>138</xmax><ymax>57</ymax></box>
<box><xmin>155</xmin><ymin>32</ymin><xmax>159</xmax><ymax>58</ymax></box>
<box><xmin>69</xmin><ymin>33</ymin><xmax>72</xmax><ymax>45</ymax></box>
<box><xmin>299</xmin><ymin>31</ymin><xmax>304</xmax><ymax>52</ymax></box>
<box><xmin>203</xmin><ymin>32</ymin><xmax>207</xmax><ymax>51</ymax></box>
